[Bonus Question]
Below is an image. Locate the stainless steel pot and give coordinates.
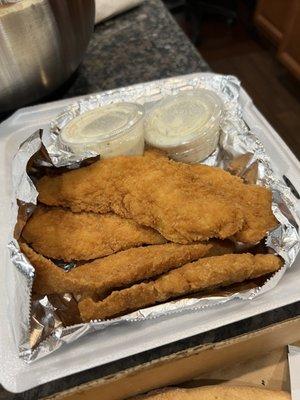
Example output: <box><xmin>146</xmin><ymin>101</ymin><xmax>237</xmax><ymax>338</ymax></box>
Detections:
<box><xmin>0</xmin><ymin>0</ymin><xmax>95</xmax><ymax>112</ymax></box>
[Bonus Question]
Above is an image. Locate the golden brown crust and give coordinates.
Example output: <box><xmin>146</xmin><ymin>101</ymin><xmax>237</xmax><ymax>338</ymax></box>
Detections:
<box><xmin>37</xmin><ymin>151</ymin><xmax>275</xmax><ymax>244</ymax></box>
<box><xmin>20</xmin><ymin>243</ymin><xmax>72</xmax><ymax>295</ymax></box>
<box><xmin>134</xmin><ymin>386</ymin><xmax>290</xmax><ymax>399</ymax></box>
<box><xmin>20</xmin><ymin>242</ymin><xmax>219</xmax><ymax>296</ymax></box>
<box><xmin>78</xmin><ymin>253</ymin><xmax>282</xmax><ymax>321</ymax></box>
<box><xmin>22</xmin><ymin>207</ymin><xmax>166</xmax><ymax>261</ymax></box>
<box><xmin>185</xmin><ymin>163</ymin><xmax>277</xmax><ymax>243</ymax></box>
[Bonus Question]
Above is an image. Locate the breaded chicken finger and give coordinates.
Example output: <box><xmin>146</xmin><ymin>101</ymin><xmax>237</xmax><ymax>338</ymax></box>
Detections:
<box><xmin>37</xmin><ymin>150</ymin><xmax>276</xmax><ymax>244</ymax></box>
<box><xmin>22</xmin><ymin>207</ymin><xmax>166</xmax><ymax>261</ymax></box>
<box><xmin>37</xmin><ymin>151</ymin><xmax>245</xmax><ymax>243</ymax></box>
<box><xmin>21</xmin><ymin>241</ymin><xmax>232</xmax><ymax>296</ymax></box>
<box><xmin>78</xmin><ymin>253</ymin><xmax>281</xmax><ymax>321</ymax></box>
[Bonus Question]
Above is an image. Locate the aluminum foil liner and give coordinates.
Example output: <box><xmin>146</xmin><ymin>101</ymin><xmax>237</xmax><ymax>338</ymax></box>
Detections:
<box><xmin>8</xmin><ymin>73</ymin><xmax>300</xmax><ymax>362</ymax></box>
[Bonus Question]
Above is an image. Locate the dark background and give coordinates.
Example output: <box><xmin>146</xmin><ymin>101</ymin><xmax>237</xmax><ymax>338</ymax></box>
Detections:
<box><xmin>164</xmin><ymin>0</ymin><xmax>300</xmax><ymax>158</ymax></box>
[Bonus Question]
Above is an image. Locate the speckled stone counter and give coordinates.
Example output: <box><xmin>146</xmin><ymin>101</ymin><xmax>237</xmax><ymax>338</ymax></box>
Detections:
<box><xmin>62</xmin><ymin>0</ymin><xmax>209</xmax><ymax>97</ymax></box>
<box><xmin>1</xmin><ymin>1</ymin><xmax>299</xmax><ymax>399</ymax></box>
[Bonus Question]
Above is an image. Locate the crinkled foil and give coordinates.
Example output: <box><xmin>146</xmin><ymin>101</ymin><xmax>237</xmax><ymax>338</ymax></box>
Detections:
<box><xmin>8</xmin><ymin>73</ymin><xmax>300</xmax><ymax>362</ymax></box>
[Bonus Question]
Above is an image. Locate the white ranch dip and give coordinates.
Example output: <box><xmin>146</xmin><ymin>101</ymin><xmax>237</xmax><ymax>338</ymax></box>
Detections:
<box><xmin>145</xmin><ymin>89</ymin><xmax>223</xmax><ymax>163</ymax></box>
<box><xmin>60</xmin><ymin>102</ymin><xmax>144</xmax><ymax>158</ymax></box>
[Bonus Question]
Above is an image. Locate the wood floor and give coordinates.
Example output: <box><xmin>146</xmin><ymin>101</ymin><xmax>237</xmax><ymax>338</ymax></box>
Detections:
<box><xmin>174</xmin><ymin>10</ymin><xmax>300</xmax><ymax>159</ymax></box>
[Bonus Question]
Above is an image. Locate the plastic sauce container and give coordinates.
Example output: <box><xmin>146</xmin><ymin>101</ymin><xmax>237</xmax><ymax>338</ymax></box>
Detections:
<box><xmin>59</xmin><ymin>102</ymin><xmax>145</xmax><ymax>158</ymax></box>
<box><xmin>144</xmin><ymin>89</ymin><xmax>223</xmax><ymax>163</ymax></box>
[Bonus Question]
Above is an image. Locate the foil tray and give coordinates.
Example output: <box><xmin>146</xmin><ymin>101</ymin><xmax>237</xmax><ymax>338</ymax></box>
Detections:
<box><xmin>8</xmin><ymin>73</ymin><xmax>300</xmax><ymax>363</ymax></box>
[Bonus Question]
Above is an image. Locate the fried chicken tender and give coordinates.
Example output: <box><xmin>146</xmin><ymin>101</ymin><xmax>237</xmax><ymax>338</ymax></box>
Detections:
<box><xmin>78</xmin><ymin>253</ymin><xmax>281</xmax><ymax>321</ymax></box>
<box><xmin>21</xmin><ymin>241</ymin><xmax>232</xmax><ymax>296</ymax></box>
<box><xmin>37</xmin><ymin>151</ymin><xmax>276</xmax><ymax>244</ymax></box>
<box><xmin>186</xmin><ymin>163</ymin><xmax>277</xmax><ymax>243</ymax></box>
<box><xmin>22</xmin><ymin>207</ymin><xmax>166</xmax><ymax>261</ymax></box>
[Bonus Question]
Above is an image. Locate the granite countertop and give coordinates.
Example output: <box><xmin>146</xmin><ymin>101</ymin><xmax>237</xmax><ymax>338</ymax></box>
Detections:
<box><xmin>62</xmin><ymin>0</ymin><xmax>210</xmax><ymax>97</ymax></box>
<box><xmin>1</xmin><ymin>1</ymin><xmax>299</xmax><ymax>399</ymax></box>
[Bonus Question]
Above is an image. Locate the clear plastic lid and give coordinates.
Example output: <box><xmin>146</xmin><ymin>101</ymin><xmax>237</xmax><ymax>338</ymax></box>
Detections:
<box><xmin>60</xmin><ymin>102</ymin><xmax>144</xmax><ymax>145</ymax></box>
<box><xmin>144</xmin><ymin>89</ymin><xmax>223</xmax><ymax>150</ymax></box>
<box><xmin>59</xmin><ymin>102</ymin><xmax>145</xmax><ymax>157</ymax></box>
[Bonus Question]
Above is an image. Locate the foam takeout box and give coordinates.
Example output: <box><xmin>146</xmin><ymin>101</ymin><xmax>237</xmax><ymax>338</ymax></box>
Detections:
<box><xmin>0</xmin><ymin>73</ymin><xmax>299</xmax><ymax>395</ymax></box>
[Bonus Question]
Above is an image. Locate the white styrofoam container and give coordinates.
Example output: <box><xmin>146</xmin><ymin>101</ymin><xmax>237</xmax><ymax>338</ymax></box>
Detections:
<box><xmin>0</xmin><ymin>74</ymin><xmax>299</xmax><ymax>393</ymax></box>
